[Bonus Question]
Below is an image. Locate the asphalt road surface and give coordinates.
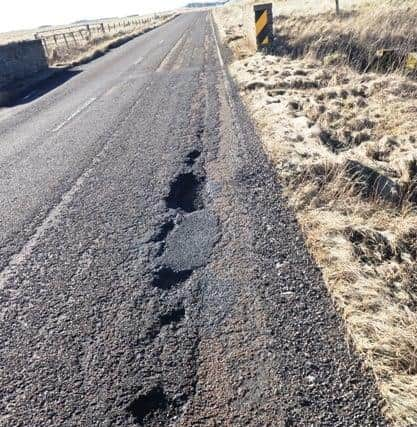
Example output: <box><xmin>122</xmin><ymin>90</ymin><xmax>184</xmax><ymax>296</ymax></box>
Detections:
<box><xmin>0</xmin><ymin>12</ymin><xmax>386</xmax><ymax>426</ymax></box>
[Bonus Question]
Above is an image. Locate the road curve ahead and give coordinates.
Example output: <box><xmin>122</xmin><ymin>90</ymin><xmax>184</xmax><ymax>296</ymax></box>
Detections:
<box><xmin>0</xmin><ymin>12</ymin><xmax>385</xmax><ymax>426</ymax></box>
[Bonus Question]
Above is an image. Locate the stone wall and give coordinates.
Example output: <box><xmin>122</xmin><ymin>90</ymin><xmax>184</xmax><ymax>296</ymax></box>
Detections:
<box><xmin>0</xmin><ymin>40</ymin><xmax>48</xmax><ymax>89</ymax></box>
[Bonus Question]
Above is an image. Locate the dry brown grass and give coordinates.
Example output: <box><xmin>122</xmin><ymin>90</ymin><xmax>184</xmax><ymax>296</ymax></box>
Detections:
<box><xmin>215</xmin><ymin>0</ymin><xmax>417</xmax><ymax>425</ymax></box>
<box><xmin>275</xmin><ymin>0</ymin><xmax>417</xmax><ymax>73</ymax></box>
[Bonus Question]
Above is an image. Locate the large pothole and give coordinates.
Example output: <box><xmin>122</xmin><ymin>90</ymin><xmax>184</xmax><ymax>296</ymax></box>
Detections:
<box><xmin>165</xmin><ymin>172</ymin><xmax>205</xmax><ymax>213</ymax></box>
<box><xmin>127</xmin><ymin>386</ymin><xmax>169</xmax><ymax>425</ymax></box>
<box><xmin>151</xmin><ymin>267</ymin><xmax>193</xmax><ymax>290</ymax></box>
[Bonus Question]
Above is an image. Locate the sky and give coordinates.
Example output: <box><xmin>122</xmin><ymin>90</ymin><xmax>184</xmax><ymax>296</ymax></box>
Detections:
<box><xmin>0</xmin><ymin>0</ymin><xmax>186</xmax><ymax>33</ymax></box>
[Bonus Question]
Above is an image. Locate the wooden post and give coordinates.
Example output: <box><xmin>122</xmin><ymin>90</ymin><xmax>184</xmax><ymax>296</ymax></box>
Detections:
<box><xmin>42</xmin><ymin>38</ymin><xmax>49</xmax><ymax>56</ymax></box>
<box><xmin>63</xmin><ymin>33</ymin><xmax>69</xmax><ymax>48</ymax></box>
<box><xmin>100</xmin><ymin>23</ymin><xmax>105</xmax><ymax>33</ymax></box>
<box><xmin>71</xmin><ymin>32</ymin><xmax>77</xmax><ymax>45</ymax></box>
<box><xmin>53</xmin><ymin>34</ymin><xmax>58</xmax><ymax>45</ymax></box>
<box><xmin>335</xmin><ymin>0</ymin><xmax>340</xmax><ymax>15</ymax></box>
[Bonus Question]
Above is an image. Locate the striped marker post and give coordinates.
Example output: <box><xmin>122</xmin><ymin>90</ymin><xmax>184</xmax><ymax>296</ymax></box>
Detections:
<box><xmin>254</xmin><ymin>3</ymin><xmax>273</xmax><ymax>51</ymax></box>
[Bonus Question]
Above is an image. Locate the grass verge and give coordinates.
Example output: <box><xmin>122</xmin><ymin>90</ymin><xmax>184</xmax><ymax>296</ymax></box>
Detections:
<box><xmin>215</xmin><ymin>1</ymin><xmax>417</xmax><ymax>425</ymax></box>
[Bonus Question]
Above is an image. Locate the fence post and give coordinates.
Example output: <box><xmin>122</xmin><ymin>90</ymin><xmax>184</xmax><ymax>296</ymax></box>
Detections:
<box><xmin>335</xmin><ymin>0</ymin><xmax>340</xmax><ymax>14</ymax></box>
<box><xmin>100</xmin><ymin>23</ymin><xmax>105</xmax><ymax>33</ymax></box>
<box><xmin>42</xmin><ymin>38</ymin><xmax>49</xmax><ymax>56</ymax></box>
<box><xmin>63</xmin><ymin>33</ymin><xmax>69</xmax><ymax>48</ymax></box>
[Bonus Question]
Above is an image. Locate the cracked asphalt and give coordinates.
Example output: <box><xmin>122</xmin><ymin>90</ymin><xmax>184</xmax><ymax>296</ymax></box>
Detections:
<box><xmin>0</xmin><ymin>11</ymin><xmax>387</xmax><ymax>426</ymax></box>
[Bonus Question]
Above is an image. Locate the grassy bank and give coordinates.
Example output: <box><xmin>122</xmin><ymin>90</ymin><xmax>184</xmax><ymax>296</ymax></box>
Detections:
<box><xmin>215</xmin><ymin>1</ymin><xmax>417</xmax><ymax>425</ymax></box>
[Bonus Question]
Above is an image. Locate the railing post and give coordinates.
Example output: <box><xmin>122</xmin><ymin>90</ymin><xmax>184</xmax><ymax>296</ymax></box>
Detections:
<box><xmin>63</xmin><ymin>33</ymin><xmax>69</xmax><ymax>48</ymax></box>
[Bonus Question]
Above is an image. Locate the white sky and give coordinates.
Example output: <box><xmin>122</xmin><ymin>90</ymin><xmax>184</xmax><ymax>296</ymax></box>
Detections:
<box><xmin>0</xmin><ymin>0</ymin><xmax>186</xmax><ymax>33</ymax></box>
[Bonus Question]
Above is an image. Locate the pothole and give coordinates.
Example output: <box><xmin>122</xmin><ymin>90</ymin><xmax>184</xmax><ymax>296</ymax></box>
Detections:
<box><xmin>165</xmin><ymin>172</ymin><xmax>204</xmax><ymax>213</ymax></box>
<box><xmin>159</xmin><ymin>306</ymin><xmax>185</xmax><ymax>328</ymax></box>
<box><xmin>127</xmin><ymin>386</ymin><xmax>169</xmax><ymax>425</ymax></box>
<box><xmin>151</xmin><ymin>266</ymin><xmax>193</xmax><ymax>290</ymax></box>
<box><xmin>185</xmin><ymin>149</ymin><xmax>201</xmax><ymax>166</ymax></box>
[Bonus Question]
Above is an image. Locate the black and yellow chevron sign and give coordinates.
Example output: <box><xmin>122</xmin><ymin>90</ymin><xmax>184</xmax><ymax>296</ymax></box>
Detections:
<box><xmin>254</xmin><ymin>3</ymin><xmax>273</xmax><ymax>49</ymax></box>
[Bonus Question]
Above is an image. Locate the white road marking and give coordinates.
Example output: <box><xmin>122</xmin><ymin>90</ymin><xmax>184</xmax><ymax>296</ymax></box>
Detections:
<box><xmin>52</xmin><ymin>97</ymin><xmax>97</xmax><ymax>132</ymax></box>
<box><xmin>134</xmin><ymin>56</ymin><xmax>143</xmax><ymax>65</ymax></box>
<box><xmin>210</xmin><ymin>12</ymin><xmax>240</xmax><ymax>128</ymax></box>
<box><xmin>23</xmin><ymin>90</ymin><xmax>39</xmax><ymax>101</ymax></box>
<box><xmin>103</xmin><ymin>83</ymin><xmax>121</xmax><ymax>97</ymax></box>
<box><xmin>210</xmin><ymin>13</ymin><xmax>225</xmax><ymax>69</ymax></box>
<box><xmin>159</xmin><ymin>39</ymin><xmax>164</xmax><ymax>44</ymax></box>
<box><xmin>0</xmin><ymin>129</ymin><xmax>109</xmax><ymax>290</ymax></box>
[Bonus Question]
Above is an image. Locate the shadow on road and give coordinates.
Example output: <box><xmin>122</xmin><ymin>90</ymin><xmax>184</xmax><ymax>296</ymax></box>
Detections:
<box><xmin>2</xmin><ymin>68</ymin><xmax>82</xmax><ymax>107</ymax></box>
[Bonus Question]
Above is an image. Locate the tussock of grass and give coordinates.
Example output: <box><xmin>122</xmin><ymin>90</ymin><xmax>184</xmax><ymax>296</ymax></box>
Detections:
<box><xmin>215</xmin><ymin>0</ymin><xmax>417</xmax><ymax>425</ymax></box>
<box><xmin>274</xmin><ymin>1</ymin><xmax>417</xmax><ymax>73</ymax></box>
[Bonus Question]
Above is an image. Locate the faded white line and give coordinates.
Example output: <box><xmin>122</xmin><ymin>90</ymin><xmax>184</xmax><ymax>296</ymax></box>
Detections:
<box><xmin>23</xmin><ymin>90</ymin><xmax>39</xmax><ymax>101</ymax></box>
<box><xmin>0</xmin><ymin>81</ymin><xmax>151</xmax><ymax>289</ymax></box>
<box><xmin>52</xmin><ymin>97</ymin><xmax>97</xmax><ymax>132</ymax></box>
<box><xmin>103</xmin><ymin>83</ymin><xmax>122</xmax><ymax>97</ymax></box>
<box><xmin>0</xmin><ymin>133</ymin><xmax>108</xmax><ymax>290</ymax></box>
<box><xmin>210</xmin><ymin>10</ymin><xmax>244</xmax><ymax>146</ymax></box>
<box><xmin>134</xmin><ymin>56</ymin><xmax>143</xmax><ymax>65</ymax></box>
<box><xmin>159</xmin><ymin>39</ymin><xmax>164</xmax><ymax>45</ymax></box>
<box><xmin>210</xmin><ymin>13</ymin><xmax>225</xmax><ymax>69</ymax></box>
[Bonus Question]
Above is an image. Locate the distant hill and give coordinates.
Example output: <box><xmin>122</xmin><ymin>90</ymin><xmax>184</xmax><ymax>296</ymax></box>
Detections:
<box><xmin>186</xmin><ymin>1</ymin><xmax>229</xmax><ymax>7</ymax></box>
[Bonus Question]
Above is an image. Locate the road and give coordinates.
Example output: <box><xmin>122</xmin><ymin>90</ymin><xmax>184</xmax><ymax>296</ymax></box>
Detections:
<box><xmin>0</xmin><ymin>12</ymin><xmax>385</xmax><ymax>426</ymax></box>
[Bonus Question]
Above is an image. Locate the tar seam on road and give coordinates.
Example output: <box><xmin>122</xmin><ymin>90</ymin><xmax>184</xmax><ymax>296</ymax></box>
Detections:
<box><xmin>157</xmin><ymin>30</ymin><xmax>189</xmax><ymax>71</ymax></box>
<box><xmin>52</xmin><ymin>97</ymin><xmax>97</xmax><ymax>132</ymax></box>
